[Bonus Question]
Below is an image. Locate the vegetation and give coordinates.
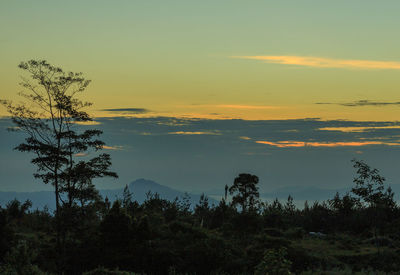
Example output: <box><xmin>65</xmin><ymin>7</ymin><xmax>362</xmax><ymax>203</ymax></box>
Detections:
<box><xmin>1</xmin><ymin>61</ymin><xmax>400</xmax><ymax>274</ymax></box>
<box><xmin>0</xmin><ymin>160</ymin><xmax>399</xmax><ymax>274</ymax></box>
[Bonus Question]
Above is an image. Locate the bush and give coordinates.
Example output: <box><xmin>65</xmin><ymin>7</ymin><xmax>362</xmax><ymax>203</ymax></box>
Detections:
<box><xmin>284</xmin><ymin>227</ymin><xmax>305</xmax><ymax>239</ymax></box>
<box><xmin>0</xmin><ymin>241</ymin><xmax>46</xmax><ymax>275</ymax></box>
<box><xmin>83</xmin><ymin>267</ymin><xmax>135</xmax><ymax>275</ymax></box>
<box><xmin>255</xmin><ymin>247</ymin><xmax>292</xmax><ymax>275</ymax></box>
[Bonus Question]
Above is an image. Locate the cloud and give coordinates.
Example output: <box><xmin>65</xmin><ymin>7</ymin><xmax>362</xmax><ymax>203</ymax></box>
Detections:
<box><xmin>256</xmin><ymin>141</ymin><xmax>307</xmax><ymax>148</ymax></box>
<box><xmin>168</xmin><ymin>131</ymin><xmax>221</xmax><ymax>135</ymax></box>
<box><xmin>255</xmin><ymin>140</ymin><xmax>400</xmax><ymax>148</ymax></box>
<box><xmin>316</xmin><ymin>100</ymin><xmax>400</xmax><ymax>107</ymax></box>
<box><xmin>102</xmin><ymin>108</ymin><xmax>149</xmax><ymax>114</ymax></box>
<box><xmin>319</xmin><ymin>126</ymin><xmax>400</xmax><ymax>133</ymax></box>
<box><xmin>233</xmin><ymin>55</ymin><xmax>400</xmax><ymax>70</ymax></box>
<box><xmin>90</xmin><ymin>116</ymin><xmax>400</xmax><ymax>151</ymax></box>
<box><xmin>73</xmin><ymin>120</ymin><xmax>102</xmax><ymax>125</ymax></box>
<box><xmin>101</xmin><ymin>145</ymin><xmax>124</xmax><ymax>150</ymax></box>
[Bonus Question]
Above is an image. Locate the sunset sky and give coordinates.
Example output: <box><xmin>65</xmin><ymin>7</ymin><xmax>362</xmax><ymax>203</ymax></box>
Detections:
<box><xmin>1</xmin><ymin>1</ymin><xmax>400</xmax><ymax>194</ymax></box>
<box><xmin>2</xmin><ymin>0</ymin><xmax>400</xmax><ymax>121</ymax></box>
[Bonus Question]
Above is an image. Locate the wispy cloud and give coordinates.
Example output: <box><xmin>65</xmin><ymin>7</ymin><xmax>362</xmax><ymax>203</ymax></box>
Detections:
<box><xmin>168</xmin><ymin>131</ymin><xmax>221</xmax><ymax>135</ymax></box>
<box><xmin>74</xmin><ymin>152</ymin><xmax>88</xmax><ymax>157</ymax></box>
<box><xmin>140</xmin><ymin>132</ymin><xmax>154</xmax><ymax>136</ymax></box>
<box><xmin>101</xmin><ymin>145</ymin><xmax>124</xmax><ymax>150</ymax></box>
<box><xmin>73</xmin><ymin>120</ymin><xmax>102</xmax><ymax>125</ymax></box>
<box><xmin>255</xmin><ymin>140</ymin><xmax>400</xmax><ymax>148</ymax></box>
<box><xmin>102</xmin><ymin>108</ymin><xmax>149</xmax><ymax>114</ymax></box>
<box><xmin>316</xmin><ymin>100</ymin><xmax>400</xmax><ymax>107</ymax></box>
<box><xmin>319</xmin><ymin>126</ymin><xmax>400</xmax><ymax>133</ymax></box>
<box><xmin>239</xmin><ymin>136</ymin><xmax>252</xmax><ymax>140</ymax></box>
<box><xmin>233</xmin><ymin>55</ymin><xmax>400</xmax><ymax>70</ymax></box>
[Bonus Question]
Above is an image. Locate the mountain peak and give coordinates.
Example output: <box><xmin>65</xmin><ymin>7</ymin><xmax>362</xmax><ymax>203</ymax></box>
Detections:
<box><xmin>129</xmin><ymin>178</ymin><xmax>160</xmax><ymax>188</ymax></box>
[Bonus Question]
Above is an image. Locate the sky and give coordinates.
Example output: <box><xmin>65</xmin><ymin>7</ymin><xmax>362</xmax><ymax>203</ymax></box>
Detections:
<box><xmin>2</xmin><ymin>117</ymin><xmax>400</xmax><ymax>194</ymax></box>
<box><xmin>1</xmin><ymin>1</ymin><xmax>400</xmax><ymax>194</ymax></box>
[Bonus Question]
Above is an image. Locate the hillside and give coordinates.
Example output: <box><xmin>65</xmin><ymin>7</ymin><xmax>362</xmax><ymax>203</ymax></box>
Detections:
<box><xmin>0</xmin><ymin>179</ymin><xmax>217</xmax><ymax>210</ymax></box>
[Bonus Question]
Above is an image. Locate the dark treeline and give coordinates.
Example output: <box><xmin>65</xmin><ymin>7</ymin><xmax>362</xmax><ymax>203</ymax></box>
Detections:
<box><xmin>1</xmin><ymin>161</ymin><xmax>400</xmax><ymax>274</ymax></box>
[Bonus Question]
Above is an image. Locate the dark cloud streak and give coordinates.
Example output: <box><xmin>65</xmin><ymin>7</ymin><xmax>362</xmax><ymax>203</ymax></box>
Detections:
<box><xmin>102</xmin><ymin>108</ymin><xmax>149</xmax><ymax>114</ymax></box>
<box><xmin>316</xmin><ymin>100</ymin><xmax>400</xmax><ymax>107</ymax></box>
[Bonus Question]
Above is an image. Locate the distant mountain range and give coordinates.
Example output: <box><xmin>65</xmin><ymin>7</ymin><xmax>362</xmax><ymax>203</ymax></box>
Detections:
<box><xmin>1</xmin><ymin>179</ymin><xmax>399</xmax><ymax>211</ymax></box>
<box><xmin>261</xmin><ymin>184</ymin><xmax>400</xmax><ymax>201</ymax></box>
<box><xmin>204</xmin><ymin>184</ymin><xmax>400</xmax><ymax>202</ymax></box>
<box><xmin>0</xmin><ymin>179</ymin><xmax>218</xmax><ymax>211</ymax></box>
<box><xmin>261</xmin><ymin>186</ymin><xmax>350</xmax><ymax>201</ymax></box>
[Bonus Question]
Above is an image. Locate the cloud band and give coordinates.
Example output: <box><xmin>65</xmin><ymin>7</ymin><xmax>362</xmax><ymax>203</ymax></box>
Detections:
<box><xmin>233</xmin><ymin>55</ymin><xmax>400</xmax><ymax>70</ymax></box>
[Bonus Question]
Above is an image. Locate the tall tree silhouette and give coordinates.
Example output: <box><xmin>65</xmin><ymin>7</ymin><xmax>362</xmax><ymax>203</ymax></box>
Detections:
<box><xmin>0</xmin><ymin>60</ymin><xmax>117</xmax><ymax>270</ymax></box>
<box><xmin>229</xmin><ymin>173</ymin><xmax>260</xmax><ymax>212</ymax></box>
